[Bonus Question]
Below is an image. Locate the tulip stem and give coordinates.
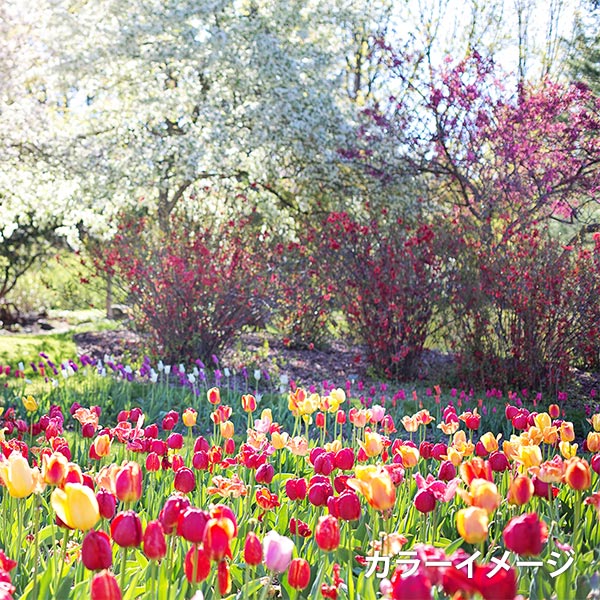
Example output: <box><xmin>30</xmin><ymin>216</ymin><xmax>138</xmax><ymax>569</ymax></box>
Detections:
<box><xmin>54</xmin><ymin>528</ymin><xmax>70</xmax><ymax>596</ymax></box>
<box><xmin>166</xmin><ymin>535</ymin><xmax>175</xmax><ymax>600</ymax></box>
<box><xmin>120</xmin><ymin>546</ymin><xmax>129</xmax><ymax>595</ymax></box>
<box><xmin>258</xmin><ymin>573</ymin><xmax>271</xmax><ymax>600</ymax></box>
<box><xmin>346</xmin><ymin>523</ymin><xmax>355</xmax><ymax>600</ymax></box>
<box><xmin>31</xmin><ymin>496</ymin><xmax>41</xmax><ymax>600</ymax></box>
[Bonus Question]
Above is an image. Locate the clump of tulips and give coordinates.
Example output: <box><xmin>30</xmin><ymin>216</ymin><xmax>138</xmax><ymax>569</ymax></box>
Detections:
<box><xmin>0</xmin><ymin>377</ymin><xmax>597</xmax><ymax>599</ymax></box>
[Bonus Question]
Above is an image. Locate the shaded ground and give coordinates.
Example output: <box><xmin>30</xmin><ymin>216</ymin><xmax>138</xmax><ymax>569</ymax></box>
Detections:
<box><xmin>73</xmin><ymin>328</ymin><xmax>456</xmax><ymax>387</ymax></box>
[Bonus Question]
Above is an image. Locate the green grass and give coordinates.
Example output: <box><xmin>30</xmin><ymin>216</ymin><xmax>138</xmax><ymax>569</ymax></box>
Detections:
<box><xmin>0</xmin><ymin>332</ymin><xmax>77</xmax><ymax>366</ymax></box>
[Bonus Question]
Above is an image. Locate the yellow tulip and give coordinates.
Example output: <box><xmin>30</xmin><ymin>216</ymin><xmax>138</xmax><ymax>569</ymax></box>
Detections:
<box><xmin>51</xmin><ymin>483</ymin><xmax>100</xmax><ymax>530</ymax></box>
<box><xmin>559</xmin><ymin>441</ymin><xmax>578</xmax><ymax>459</ymax></box>
<box><xmin>271</xmin><ymin>431</ymin><xmax>289</xmax><ymax>450</ymax></box>
<box><xmin>182</xmin><ymin>408</ymin><xmax>198</xmax><ymax>427</ymax></box>
<box><xmin>589</xmin><ymin>414</ymin><xmax>600</xmax><ymax>432</ymax></box>
<box><xmin>0</xmin><ymin>452</ymin><xmax>38</xmax><ymax>498</ymax></box>
<box><xmin>518</xmin><ymin>444</ymin><xmax>542</xmax><ymax>469</ymax></box>
<box><xmin>480</xmin><ymin>432</ymin><xmax>500</xmax><ymax>454</ymax></box>
<box><xmin>22</xmin><ymin>395</ymin><xmax>38</xmax><ymax>412</ymax></box>
<box><xmin>456</xmin><ymin>507</ymin><xmax>489</xmax><ymax>544</ymax></box>
<box><xmin>360</xmin><ymin>431</ymin><xmax>384</xmax><ymax>458</ymax></box>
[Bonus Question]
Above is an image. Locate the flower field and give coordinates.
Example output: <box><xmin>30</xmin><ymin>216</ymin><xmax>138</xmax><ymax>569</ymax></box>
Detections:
<box><xmin>0</xmin><ymin>353</ymin><xmax>598</xmax><ymax>600</ymax></box>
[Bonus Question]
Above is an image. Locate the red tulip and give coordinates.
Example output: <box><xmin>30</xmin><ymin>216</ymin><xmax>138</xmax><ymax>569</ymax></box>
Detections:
<box><xmin>202</xmin><ymin>518</ymin><xmax>235</xmax><ymax>562</ymax></box>
<box><xmin>96</xmin><ymin>489</ymin><xmax>117</xmax><ymax>520</ymax></box>
<box><xmin>110</xmin><ymin>511</ymin><xmax>142</xmax><ymax>547</ymax></box>
<box><xmin>174</xmin><ymin>468</ymin><xmax>196</xmax><ymax>494</ymax></box>
<box><xmin>114</xmin><ymin>462</ymin><xmax>142</xmax><ymax>504</ymax></box>
<box><xmin>167</xmin><ymin>432</ymin><xmax>184</xmax><ymax>449</ymax></box>
<box><xmin>334</xmin><ymin>448</ymin><xmax>355</xmax><ymax>471</ymax></box>
<box><xmin>218</xmin><ymin>560</ymin><xmax>231</xmax><ymax>595</ymax></box>
<box><xmin>503</xmin><ymin>513</ymin><xmax>548</xmax><ymax>556</ymax></box>
<box><xmin>285</xmin><ymin>478</ymin><xmax>307</xmax><ymax>501</ymax></box>
<box><xmin>159</xmin><ymin>494</ymin><xmax>191</xmax><ymax>535</ymax></box>
<box><xmin>255</xmin><ymin>463</ymin><xmax>274</xmax><ymax>484</ymax></box>
<box><xmin>145</xmin><ymin>452</ymin><xmax>160</xmax><ymax>472</ymax></box>
<box><xmin>82</xmin><ymin>530</ymin><xmax>112</xmax><ymax>571</ymax></box>
<box><xmin>474</xmin><ymin>563</ymin><xmax>518</xmax><ymax>600</ymax></box>
<box><xmin>336</xmin><ymin>491</ymin><xmax>361</xmax><ymax>521</ymax></box>
<box><xmin>184</xmin><ymin>546</ymin><xmax>210</xmax><ymax>583</ymax></box>
<box><xmin>438</xmin><ymin>460</ymin><xmax>457</xmax><ymax>481</ymax></box>
<box><xmin>243</xmin><ymin>532</ymin><xmax>263</xmax><ymax>566</ymax></box>
<box><xmin>390</xmin><ymin>566</ymin><xmax>431</xmax><ymax>599</ymax></box>
<box><xmin>414</xmin><ymin>489</ymin><xmax>436</xmax><ymax>514</ymax></box>
<box><xmin>177</xmin><ymin>507</ymin><xmax>209</xmax><ymax>543</ymax></box>
<box><xmin>315</xmin><ymin>515</ymin><xmax>340</xmax><ymax>552</ymax></box>
<box><xmin>192</xmin><ymin>451</ymin><xmax>209</xmax><ymax>470</ymax></box>
<box><xmin>143</xmin><ymin>520</ymin><xmax>167</xmax><ymax>561</ymax></box>
<box><xmin>90</xmin><ymin>570</ymin><xmax>122</xmax><ymax>600</ymax></box>
<box><xmin>288</xmin><ymin>558</ymin><xmax>311</xmax><ymax>590</ymax></box>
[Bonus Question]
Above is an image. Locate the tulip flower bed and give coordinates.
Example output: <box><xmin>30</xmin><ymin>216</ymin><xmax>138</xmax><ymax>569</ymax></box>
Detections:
<box><xmin>0</xmin><ymin>353</ymin><xmax>599</xmax><ymax>599</ymax></box>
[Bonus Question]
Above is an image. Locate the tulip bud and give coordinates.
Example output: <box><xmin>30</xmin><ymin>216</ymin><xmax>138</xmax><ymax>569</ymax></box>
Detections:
<box><xmin>143</xmin><ymin>520</ymin><xmax>167</xmax><ymax>561</ymax></box>
<box><xmin>159</xmin><ymin>494</ymin><xmax>191</xmax><ymax>535</ymax></box>
<box><xmin>255</xmin><ymin>463</ymin><xmax>275</xmax><ymax>485</ymax></box>
<box><xmin>489</xmin><ymin>451</ymin><xmax>510</xmax><ymax>472</ymax></box>
<box><xmin>192</xmin><ymin>451</ymin><xmax>209</xmax><ymax>471</ymax></box>
<box><xmin>167</xmin><ymin>433</ymin><xmax>184</xmax><ymax>450</ymax></box>
<box><xmin>82</xmin><ymin>530</ymin><xmax>112</xmax><ymax>571</ymax></box>
<box><xmin>177</xmin><ymin>507</ymin><xmax>209</xmax><ymax>543</ymax></box>
<box><xmin>508</xmin><ymin>476</ymin><xmax>534</xmax><ymax>506</ymax></box>
<box><xmin>96</xmin><ymin>489</ymin><xmax>117</xmax><ymax>520</ymax></box>
<box><xmin>549</xmin><ymin>404</ymin><xmax>560</xmax><ymax>419</ymax></box>
<box><xmin>174</xmin><ymin>468</ymin><xmax>196</xmax><ymax>494</ymax></box>
<box><xmin>288</xmin><ymin>558</ymin><xmax>311</xmax><ymax>590</ymax></box>
<box><xmin>244</xmin><ymin>532</ymin><xmax>263</xmax><ymax>566</ymax></box>
<box><xmin>110</xmin><ymin>510</ymin><xmax>143</xmax><ymax>547</ymax></box>
<box><xmin>565</xmin><ymin>458</ymin><xmax>591</xmax><ymax>490</ymax></box>
<box><xmin>334</xmin><ymin>448</ymin><xmax>355</xmax><ymax>471</ymax></box>
<box><xmin>90</xmin><ymin>570</ymin><xmax>122</xmax><ymax>600</ymax></box>
<box><xmin>114</xmin><ymin>462</ymin><xmax>142</xmax><ymax>504</ymax></box>
<box><xmin>315</xmin><ymin>515</ymin><xmax>340</xmax><ymax>552</ymax></box>
<box><xmin>182</xmin><ymin>408</ymin><xmax>197</xmax><ymax>427</ymax></box>
<box><xmin>591</xmin><ymin>454</ymin><xmax>600</xmax><ymax>475</ymax></box>
<box><xmin>337</xmin><ymin>491</ymin><xmax>361</xmax><ymax>521</ymax></box>
<box><xmin>285</xmin><ymin>478</ymin><xmax>308</xmax><ymax>501</ymax></box>
<box><xmin>203</xmin><ymin>518</ymin><xmax>235</xmax><ymax>562</ymax></box>
<box><xmin>144</xmin><ymin>451</ymin><xmax>159</xmax><ymax>472</ymax></box>
<box><xmin>438</xmin><ymin>460</ymin><xmax>456</xmax><ymax>481</ymax></box>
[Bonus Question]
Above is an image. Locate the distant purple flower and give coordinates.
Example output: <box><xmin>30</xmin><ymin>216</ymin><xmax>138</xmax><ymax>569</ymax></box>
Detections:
<box><xmin>195</xmin><ymin>359</ymin><xmax>205</xmax><ymax>369</ymax></box>
<box><xmin>39</xmin><ymin>352</ymin><xmax>49</xmax><ymax>359</ymax></box>
<box><xmin>241</xmin><ymin>367</ymin><xmax>248</xmax><ymax>380</ymax></box>
<box><xmin>212</xmin><ymin>355</ymin><xmax>219</xmax><ymax>366</ymax></box>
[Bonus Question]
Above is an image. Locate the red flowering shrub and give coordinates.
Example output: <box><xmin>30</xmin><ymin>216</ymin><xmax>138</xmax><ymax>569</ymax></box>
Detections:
<box><xmin>443</xmin><ymin>223</ymin><xmax>600</xmax><ymax>391</ymax></box>
<box><xmin>100</xmin><ymin>212</ymin><xmax>273</xmax><ymax>362</ymax></box>
<box><xmin>322</xmin><ymin>211</ymin><xmax>443</xmax><ymax>380</ymax></box>
<box><xmin>270</xmin><ymin>229</ymin><xmax>339</xmax><ymax>350</ymax></box>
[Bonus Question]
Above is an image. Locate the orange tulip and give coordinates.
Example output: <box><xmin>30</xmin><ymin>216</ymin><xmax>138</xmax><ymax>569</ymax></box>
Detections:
<box><xmin>42</xmin><ymin>452</ymin><xmax>68</xmax><ymax>487</ymax></box>
<box><xmin>507</xmin><ymin>475</ymin><xmax>534</xmax><ymax>506</ymax></box>
<box><xmin>347</xmin><ymin>466</ymin><xmax>396</xmax><ymax>511</ymax></box>
<box><xmin>93</xmin><ymin>434</ymin><xmax>112</xmax><ymax>458</ymax></box>
<box><xmin>456</xmin><ymin>507</ymin><xmax>489</xmax><ymax>544</ymax></box>
<box><xmin>207</xmin><ymin>387</ymin><xmax>221</xmax><ymax>405</ymax></box>
<box><xmin>564</xmin><ymin>458</ymin><xmax>591</xmax><ymax>491</ymax></box>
